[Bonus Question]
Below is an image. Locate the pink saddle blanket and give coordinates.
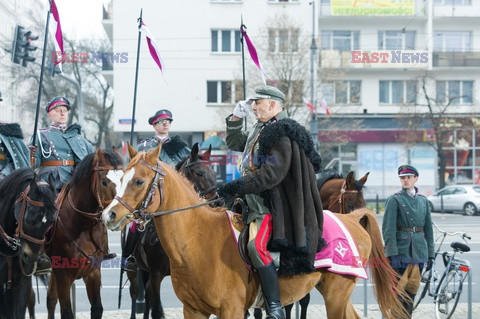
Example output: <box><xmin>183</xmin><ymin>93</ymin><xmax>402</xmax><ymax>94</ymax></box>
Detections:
<box><xmin>314</xmin><ymin>210</ymin><xmax>368</xmax><ymax>279</ymax></box>
<box><xmin>225</xmin><ymin>210</ymin><xmax>368</xmax><ymax>279</ymax></box>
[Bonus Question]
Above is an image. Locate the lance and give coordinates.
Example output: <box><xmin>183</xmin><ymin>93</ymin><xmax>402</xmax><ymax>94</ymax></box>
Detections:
<box><xmin>129</xmin><ymin>9</ymin><xmax>143</xmax><ymax>144</ymax></box>
<box><xmin>30</xmin><ymin>0</ymin><xmax>53</xmax><ymax>168</ymax></box>
<box><xmin>240</xmin><ymin>16</ymin><xmax>247</xmax><ymax>130</ymax></box>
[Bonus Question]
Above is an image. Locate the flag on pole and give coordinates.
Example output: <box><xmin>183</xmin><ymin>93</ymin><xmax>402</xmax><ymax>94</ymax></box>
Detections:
<box><xmin>319</xmin><ymin>98</ymin><xmax>331</xmax><ymax>115</ymax></box>
<box><xmin>50</xmin><ymin>0</ymin><xmax>63</xmax><ymax>65</ymax></box>
<box><xmin>303</xmin><ymin>97</ymin><xmax>316</xmax><ymax>114</ymax></box>
<box><xmin>240</xmin><ymin>25</ymin><xmax>273</xmax><ymax>85</ymax></box>
<box><xmin>139</xmin><ymin>22</ymin><xmax>164</xmax><ymax>73</ymax></box>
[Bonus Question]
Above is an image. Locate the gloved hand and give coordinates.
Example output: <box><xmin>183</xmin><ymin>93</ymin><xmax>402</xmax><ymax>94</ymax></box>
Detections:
<box><xmin>426</xmin><ymin>257</ymin><xmax>434</xmax><ymax>271</ymax></box>
<box><xmin>233</xmin><ymin>100</ymin><xmax>252</xmax><ymax>119</ymax></box>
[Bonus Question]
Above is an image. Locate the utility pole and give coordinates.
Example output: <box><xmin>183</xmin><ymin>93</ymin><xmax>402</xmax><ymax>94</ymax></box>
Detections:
<box><xmin>309</xmin><ymin>0</ymin><xmax>318</xmax><ymax>149</ymax></box>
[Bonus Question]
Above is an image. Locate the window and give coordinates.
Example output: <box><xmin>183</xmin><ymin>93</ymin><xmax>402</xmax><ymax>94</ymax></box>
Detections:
<box><xmin>211</xmin><ymin>30</ymin><xmax>241</xmax><ymax>53</ymax></box>
<box><xmin>379</xmin><ymin>80</ymin><xmax>416</xmax><ymax>104</ymax></box>
<box><xmin>321</xmin><ymin>81</ymin><xmax>361</xmax><ymax>105</ymax></box>
<box><xmin>434</xmin><ymin>0</ymin><xmax>471</xmax><ymax>5</ymax></box>
<box><xmin>268</xmin><ymin>28</ymin><xmax>299</xmax><ymax>53</ymax></box>
<box><xmin>207</xmin><ymin>80</ymin><xmax>243</xmax><ymax>104</ymax></box>
<box><xmin>321</xmin><ymin>31</ymin><xmax>359</xmax><ymax>51</ymax></box>
<box><xmin>436</xmin><ymin>80</ymin><xmax>473</xmax><ymax>105</ymax></box>
<box><xmin>378</xmin><ymin>31</ymin><xmax>416</xmax><ymax>50</ymax></box>
<box><xmin>434</xmin><ymin>31</ymin><xmax>471</xmax><ymax>52</ymax></box>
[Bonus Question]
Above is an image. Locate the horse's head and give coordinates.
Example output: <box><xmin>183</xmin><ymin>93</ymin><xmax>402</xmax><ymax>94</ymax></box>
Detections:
<box><xmin>92</xmin><ymin>148</ymin><xmax>124</xmax><ymax>208</ymax></box>
<box><xmin>320</xmin><ymin>171</ymin><xmax>369</xmax><ymax>214</ymax></box>
<box><xmin>103</xmin><ymin>142</ymin><xmax>165</xmax><ymax>231</ymax></box>
<box><xmin>14</xmin><ymin>173</ymin><xmax>57</xmax><ymax>275</ymax></box>
<box><xmin>176</xmin><ymin>143</ymin><xmax>217</xmax><ymax>200</ymax></box>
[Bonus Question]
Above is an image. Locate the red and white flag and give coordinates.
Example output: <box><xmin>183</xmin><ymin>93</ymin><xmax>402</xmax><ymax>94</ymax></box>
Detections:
<box><xmin>139</xmin><ymin>22</ymin><xmax>164</xmax><ymax>74</ymax></box>
<box><xmin>319</xmin><ymin>98</ymin><xmax>331</xmax><ymax>115</ymax></box>
<box><xmin>49</xmin><ymin>0</ymin><xmax>63</xmax><ymax>66</ymax></box>
<box><xmin>303</xmin><ymin>97</ymin><xmax>316</xmax><ymax>114</ymax></box>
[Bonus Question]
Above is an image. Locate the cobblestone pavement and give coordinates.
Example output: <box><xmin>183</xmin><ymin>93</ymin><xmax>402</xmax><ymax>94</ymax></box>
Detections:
<box><xmin>35</xmin><ymin>303</ymin><xmax>479</xmax><ymax>318</ymax></box>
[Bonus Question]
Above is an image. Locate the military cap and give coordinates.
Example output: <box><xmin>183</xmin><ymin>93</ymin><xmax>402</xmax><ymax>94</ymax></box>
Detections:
<box><xmin>46</xmin><ymin>96</ymin><xmax>71</xmax><ymax>112</ymax></box>
<box><xmin>398</xmin><ymin>165</ymin><xmax>419</xmax><ymax>177</ymax></box>
<box><xmin>249</xmin><ymin>85</ymin><xmax>285</xmax><ymax>103</ymax></box>
<box><xmin>148</xmin><ymin>109</ymin><xmax>173</xmax><ymax>125</ymax></box>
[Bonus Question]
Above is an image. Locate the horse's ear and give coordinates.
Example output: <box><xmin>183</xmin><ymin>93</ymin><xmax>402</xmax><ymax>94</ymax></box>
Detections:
<box><xmin>358</xmin><ymin>172</ymin><xmax>369</xmax><ymax>186</ymax></box>
<box><xmin>146</xmin><ymin>143</ymin><xmax>161</xmax><ymax>164</ymax></box>
<box><xmin>346</xmin><ymin>171</ymin><xmax>355</xmax><ymax>188</ymax></box>
<box><xmin>127</xmin><ymin>141</ymin><xmax>138</xmax><ymax>159</ymax></box>
<box><xmin>112</xmin><ymin>145</ymin><xmax>120</xmax><ymax>156</ymax></box>
<box><xmin>202</xmin><ymin>144</ymin><xmax>212</xmax><ymax>161</ymax></box>
<box><xmin>95</xmin><ymin>147</ymin><xmax>106</xmax><ymax>163</ymax></box>
<box><xmin>190</xmin><ymin>143</ymin><xmax>199</xmax><ymax>161</ymax></box>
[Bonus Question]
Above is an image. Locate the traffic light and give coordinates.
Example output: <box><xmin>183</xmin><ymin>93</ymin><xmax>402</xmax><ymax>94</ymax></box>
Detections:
<box><xmin>10</xmin><ymin>25</ymin><xmax>38</xmax><ymax>67</ymax></box>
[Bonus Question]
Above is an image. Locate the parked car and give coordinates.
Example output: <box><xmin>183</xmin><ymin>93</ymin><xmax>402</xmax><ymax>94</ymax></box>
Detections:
<box><xmin>427</xmin><ymin>185</ymin><xmax>480</xmax><ymax>216</ymax></box>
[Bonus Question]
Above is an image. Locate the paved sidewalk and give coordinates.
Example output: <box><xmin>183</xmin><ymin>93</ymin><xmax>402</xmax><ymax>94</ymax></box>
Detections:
<box><xmin>35</xmin><ymin>303</ymin><xmax>479</xmax><ymax>318</ymax></box>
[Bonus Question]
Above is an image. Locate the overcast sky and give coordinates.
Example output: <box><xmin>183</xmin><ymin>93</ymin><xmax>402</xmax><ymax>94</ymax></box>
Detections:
<box><xmin>55</xmin><ymin>0</ymin><xmax>108</xmax><ymax>39</ymax></box>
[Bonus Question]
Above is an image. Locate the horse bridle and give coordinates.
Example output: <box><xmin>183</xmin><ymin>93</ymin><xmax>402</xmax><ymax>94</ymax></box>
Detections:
<box><xmin>180</xmin><ymin>158</ymin><xmax>217</xmax><ymax>199</ymax></box>
<box><xmin>0</xmin><ymin>183</ymin><xmax>49</xmax><ymax>253</ymax></box>
<box><xmin>113</xmin><ymin>158</ymin><xmax>223</xmax><ymax>228</ymax></box>
<box><xmin>327</xmin><ymin>180</ymin><xmax>360</xmax><ymax>214</ymax></box>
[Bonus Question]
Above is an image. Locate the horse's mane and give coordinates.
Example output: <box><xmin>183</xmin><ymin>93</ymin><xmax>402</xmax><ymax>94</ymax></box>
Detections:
<box><xmin>317</xmin><ymin>169</ymin><xmax>365</xmax><ymax>192</ymax></box>
<box><xmin>161</xmin><ymin>163</ymin><xmax>224</xmax><ymax>214</ymax></box>
<box><xmin>69</xmin><ymin>149</ymin><xmax>124</xmax><ymax>189</ymax></box>
<box><xmin>0</xmin><ymin>168</ymin><xmax>35</xmax><ymax>220</ymax></box>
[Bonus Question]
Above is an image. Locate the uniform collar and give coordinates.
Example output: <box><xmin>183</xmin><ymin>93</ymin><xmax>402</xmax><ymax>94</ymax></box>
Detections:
<box><xmin>50</xmin><ymin>123</ymin><xmax>67</xmax><ymax>132</ymax></box>
<box><xmin>403</xmin><ymin>187</ymin><xmax>418</xmax><ymax>197</ymax></box>
<box><xmin>258</xmin><ymin>110</ymin><xmax>288</xmax><ymax>127</ymax></box>
<box><xmin>155</xmin><ymin>135</ymin><xmax>170</xmax><ymax>144</ymax></box>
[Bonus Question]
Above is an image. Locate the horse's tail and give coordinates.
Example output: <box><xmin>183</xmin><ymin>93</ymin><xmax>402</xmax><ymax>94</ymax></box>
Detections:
<box><xmin>352</xmin><ymin>209</ymin><xmax>410</xmax><ymax>319</ymax></box>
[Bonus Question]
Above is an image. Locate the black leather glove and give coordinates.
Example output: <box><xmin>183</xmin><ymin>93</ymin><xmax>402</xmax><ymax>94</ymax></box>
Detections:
<box><xmin>426</xmin><ymin>257</ymin><xmax>434</xmax><ymax>271</ymax></box>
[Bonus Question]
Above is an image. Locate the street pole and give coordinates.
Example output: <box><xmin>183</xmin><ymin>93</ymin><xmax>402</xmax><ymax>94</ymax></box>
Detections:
<box><xmin>240</xmin><ymin>17</ymin><xmax>247</xmax><ymax>130</ymax></box>
<box><xmin>309</xmin><ymin>0</ymin><xmax>318</xmax><ymax>149</ymax></box>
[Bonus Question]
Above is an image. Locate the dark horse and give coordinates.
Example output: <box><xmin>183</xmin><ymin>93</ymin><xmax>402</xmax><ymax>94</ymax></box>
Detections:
<box><xmin>45</xmin><ymin>148</ymin><xmax>123</xmax><ymax>319</ymax></box>
<box><xmin>0</xmin><ymin>168</ymin><xmax>57</xmax><ymax>319</ymax></box>
<box><xmin>125</xmin><ymin>143</ymin><xmax>217</xmax><ymax>319</ymax></box>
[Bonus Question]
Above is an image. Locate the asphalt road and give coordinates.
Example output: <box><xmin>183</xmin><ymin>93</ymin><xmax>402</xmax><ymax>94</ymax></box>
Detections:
<box><xmin>33</xmin><ymin>212</ymin><xmax>480</xmax><ymax>316</ymax></box>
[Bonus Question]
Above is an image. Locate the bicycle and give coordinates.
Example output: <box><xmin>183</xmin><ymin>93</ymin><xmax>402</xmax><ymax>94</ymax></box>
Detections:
<box><xmin>413</xmin><ymin>222</ymin><xmax>471</xmax><ymax>319</ymax></box>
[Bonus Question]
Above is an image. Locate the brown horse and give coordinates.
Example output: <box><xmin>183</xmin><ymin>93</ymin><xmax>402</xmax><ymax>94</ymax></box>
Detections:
<box><xmin>103</xmin><ymin>144</ymin><xmax>408</xmax><ymax>319</ymax></box>
<box><xmin>125</xmin><ymin>143</ymin><xmax>217</xmax><ymax>319</ymax></box>
<box><xmin>45</xmin><ymin>148</ymin><xmax>123</xmax><ymax>319</ymax></box>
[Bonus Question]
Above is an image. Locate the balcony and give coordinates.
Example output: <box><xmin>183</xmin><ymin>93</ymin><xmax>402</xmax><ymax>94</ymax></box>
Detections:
<box><xmin>433</xmin><ymin>51</ymin><xmax>480</xmax><ymax>67</ymax></box>
<box><xmin>319</xmin><ymin>0</ymin><xmax>426</xmax><ymax>18</ymax></box>
<box><xmin>320</xmin><ymin>50</ymin><xmax>429</xmax><ymax>69</ymax></box>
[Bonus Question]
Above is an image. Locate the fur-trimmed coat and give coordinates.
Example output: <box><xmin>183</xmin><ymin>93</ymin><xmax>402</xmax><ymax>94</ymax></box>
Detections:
<box><xmin>0</xmin><ymin>123</ymin><xmax>30</xmax><ymax>177</ymax></box>
<box><xmin>221</xmin><ymin>117</ymin><xmax>325</xmax><ymax>275</ymax></box>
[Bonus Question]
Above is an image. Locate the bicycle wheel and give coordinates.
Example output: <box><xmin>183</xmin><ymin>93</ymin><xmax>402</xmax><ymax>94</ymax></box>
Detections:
<box><xmin>413</xmin><ymin>268</ymin><xmax>431</xmax><ymax>310</ymax></box>
<box><xmin>434</xmin><ymin>268</ymin><xmax>466</xmax><ymax>319</ymax></box>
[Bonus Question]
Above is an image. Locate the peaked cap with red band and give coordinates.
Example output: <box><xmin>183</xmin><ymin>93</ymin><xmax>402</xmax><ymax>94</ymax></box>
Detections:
<box><xmin>398</xmin><ymin>164</ymin><xmax>419</xmax><ymax>177</ymax></box>
<box><xmin>46</xmin><ymin>96</ymin><xmax>71</xmax><ymax>113</ymax></box>
<box><xmin>148</xmin><ymin>109</ymin><xmax>173</xmax><ymax>125</ymax></box>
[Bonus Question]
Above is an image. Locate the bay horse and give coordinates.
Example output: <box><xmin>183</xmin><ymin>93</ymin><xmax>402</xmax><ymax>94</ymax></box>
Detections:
<box><xmin>125</xmin><ymin>143</ymin><xmax>216</xmax><ymax>319</ymax></box>
<box><xmin>103</xmin><ymin>144</ymin><xmax>408</xmax><ymax>319</ymax></box>
<box><xmin>0</xmin><ymin>168</ymin><xmax>57</xmax><ymax>319</ymax></box>
<box><xmin>45</xmin><ymin>148</ymin><xmax>123</xmax><ymax>319</ymax></box>
<box><xmin>281</xmin><ymin>171</ymin><xmax>370</xmax><ymax>319</ymax></box>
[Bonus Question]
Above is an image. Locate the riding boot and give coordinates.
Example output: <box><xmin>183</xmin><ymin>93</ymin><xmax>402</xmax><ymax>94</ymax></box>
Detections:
<box><xmin>34</xmin><ymin>244</ymin><xmax>52</xmax><ymax>275</ymax></box>
<box><xmin>257</xmin><ymin>263</ymin><xmax>285</xmax><ymax>319</ymax></box>
<box><xmin>103</xmin><ymin>225</ymin><xmax>117</xmax><ymax>260</ymax></box>
<box><xmin>401</xmin><ymin>291</ymin><xmax>415</xmax><ymax>318</ymax></box>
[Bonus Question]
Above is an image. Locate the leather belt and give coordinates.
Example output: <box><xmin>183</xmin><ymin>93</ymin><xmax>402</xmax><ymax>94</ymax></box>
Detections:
<box><xmin>397</xmin><ymin>226</ymin><xmax>424</xmax><ymax>233</ymax></box>
<box><xmin>41</xmin><ymin>160</ymin><xmax>75</xmax><ymax>167</ymax></box>
<box><xmin>0</xmin><ymin>154</ymin><xmax>5</xmax><ymax>160</ymax></box>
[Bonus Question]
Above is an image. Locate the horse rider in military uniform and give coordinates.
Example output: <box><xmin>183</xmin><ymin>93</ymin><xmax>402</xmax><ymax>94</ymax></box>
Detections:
<box><xmin>382</xmin><ymin>165</ymin><xmax>435</xmax><ymax>318</ymax></box>
<box><xmin>0</xmin><ymin>95</ymin><xmax>30</xmax><ymax>180</ymax></box>
<box><xmin>137</xmin><ymin>109</ymin><xmax>191</xmax><ymax>165</ymax></box>
<box><xmin>124</xmin><ymin>109</ymin><xmax>191</xmax><ymax>272</ymax></box>
<box><xmin>31</xmin><ymin>96</ymin><xmax>115</xmax><ymax>274</ymax></box>
<box><xmin>218</xmin><ymin>86</ymin><xmax>325</xmax><ymax>319</ymax></box>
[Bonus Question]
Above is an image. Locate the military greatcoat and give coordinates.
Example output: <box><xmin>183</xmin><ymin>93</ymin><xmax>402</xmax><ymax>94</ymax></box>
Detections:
<box><xmin>382</xmin><ymin>187</ymin><xmax>435</xmax><ymax>265</ymax></box>
<box><xmin>32</xmin><ymin>123</ymin><xmax>94</xmax><ymax>191</ymax></box>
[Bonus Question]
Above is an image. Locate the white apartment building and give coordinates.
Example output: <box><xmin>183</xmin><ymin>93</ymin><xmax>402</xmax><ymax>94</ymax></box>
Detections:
<box><xmin>108</xmin><ymin>0</ymin><xmax>480</xmax><ymax>197</ymax></box>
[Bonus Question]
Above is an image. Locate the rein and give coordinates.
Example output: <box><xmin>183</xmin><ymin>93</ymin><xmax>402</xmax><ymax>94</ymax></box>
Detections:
<box><xmin>0</xmin><ymin>183</ymin><xmax>48</xmax><ymax>253</ymax></box>
<box><xmin>327</xmin><ymin>180</ymin><xmax>359</xmax><ymax>214</ymax></box>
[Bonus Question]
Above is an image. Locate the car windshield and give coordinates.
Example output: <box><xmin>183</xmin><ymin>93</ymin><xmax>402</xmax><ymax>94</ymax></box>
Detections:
<box><xmin>473</xmin><ymin>186</ymin><xmax>480</xmax><ymax>193</ymax></box>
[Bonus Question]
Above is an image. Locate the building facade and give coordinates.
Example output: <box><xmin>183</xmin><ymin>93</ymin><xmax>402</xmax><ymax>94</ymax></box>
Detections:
<box><xmin>108</xmin><ymin>0</ymin><xmax>480</xmax><ymax>195</ymax></box>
